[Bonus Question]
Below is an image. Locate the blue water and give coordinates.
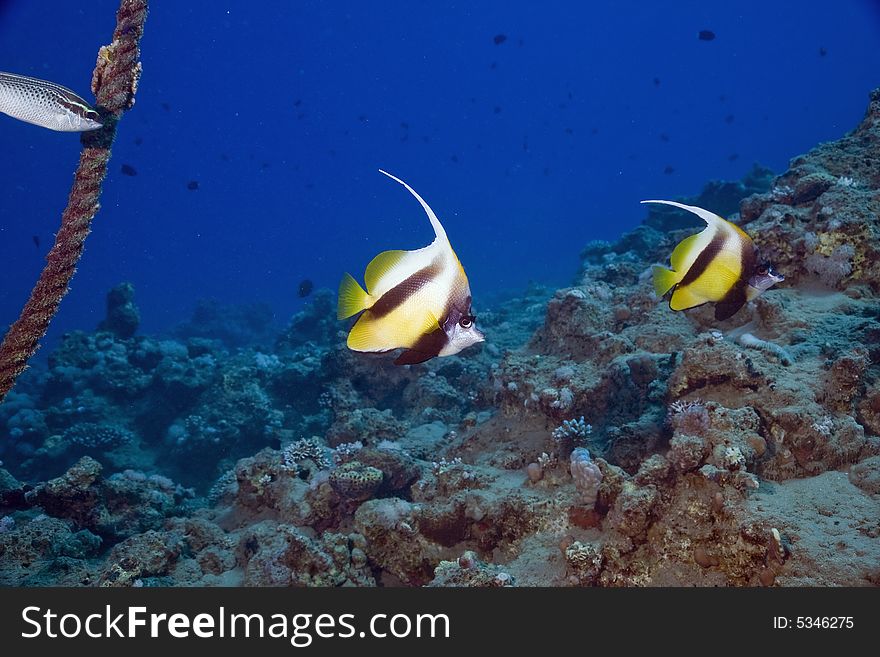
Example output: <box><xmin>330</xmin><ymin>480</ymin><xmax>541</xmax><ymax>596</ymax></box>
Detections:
<box><xmin>1</xmin><ymin>0</ymin><xmax>878</xmax><ymax>342</ymax></box>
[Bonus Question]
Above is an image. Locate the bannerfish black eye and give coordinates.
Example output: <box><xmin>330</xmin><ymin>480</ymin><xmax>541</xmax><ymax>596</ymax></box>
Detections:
<box><xmin>459</xmin><ymin>317</ymin><xmax>473</xmax><ymax>329</ymax></box>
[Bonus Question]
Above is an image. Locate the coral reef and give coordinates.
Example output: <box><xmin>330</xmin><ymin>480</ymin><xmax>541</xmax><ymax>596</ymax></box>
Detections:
<box><xmin>1</xmin><ymin>89</ymin><xmax>879</xmax><ymax>587</ymax></box>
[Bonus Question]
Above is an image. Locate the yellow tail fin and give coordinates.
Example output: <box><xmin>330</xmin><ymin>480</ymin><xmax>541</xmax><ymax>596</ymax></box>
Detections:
<box><xmin>652</xmin><ymin>265</ymin><xmax>679</xmax><ymax>297</ymax></box>
<box><xmin>338</xmin><ymin>273</ymin><xmax>369</xmax><ymax>320</ymax></box>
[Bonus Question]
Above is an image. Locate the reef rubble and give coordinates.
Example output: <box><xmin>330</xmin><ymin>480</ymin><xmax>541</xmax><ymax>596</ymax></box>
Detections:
<box><xmin>1</xmin><ymin>89</ymin><xmax>878</xmax><ymax>587</ymax></box>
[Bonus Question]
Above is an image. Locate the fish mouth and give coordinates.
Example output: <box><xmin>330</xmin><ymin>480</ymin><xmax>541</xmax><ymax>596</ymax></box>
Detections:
<box><xmin>474</xmin><ymin>328</ymin><xmax>486</xmax><ymax>343</ymax></box>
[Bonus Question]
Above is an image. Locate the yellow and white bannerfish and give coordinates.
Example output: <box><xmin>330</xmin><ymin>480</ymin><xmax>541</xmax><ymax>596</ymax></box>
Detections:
<box><xmin>338</xmin><ymin>170</ymin><xmax>484</xmax><ymax>365</ymax></box>
<box><xmin>644</xmin><ymin>199</ymin><xmax>784</xmax><ymax>321</ymax></box>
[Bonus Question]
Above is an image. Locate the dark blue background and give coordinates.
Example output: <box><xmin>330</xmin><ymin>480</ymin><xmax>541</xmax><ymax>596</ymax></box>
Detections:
<box><xmin>1</xmin><ymin>1</ymin><xmax>878</xmax><ymax>346</ymax></box>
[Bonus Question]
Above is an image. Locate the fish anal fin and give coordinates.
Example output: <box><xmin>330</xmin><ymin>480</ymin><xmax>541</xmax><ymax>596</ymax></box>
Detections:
<box><xmin>714</xmin><ymin>285</ymin><xmax>748</xmax><ymax>321</ymax></box>
<box><xmin>364</xmin><ymin>250</ymin><xmax>407</xmax><ymax>293</ymax></box>
<box><xmin>338</xmin><ymin>273</ymin><xmax>369</xmax><ymax>320</ymax></box>
<box><xmin>393</xmin><ymin>323</ymin><xmax>447</xmax><ymax>366</ymax></box>
<box><xmin>669</xmin><ymin>286</ymin><xmax>709</xmax><ymax>311</ymax></box>
<box><xmin>394</xmin><ymin>349</ymin><xmax>434</xmax><ymax>365</ymax></box>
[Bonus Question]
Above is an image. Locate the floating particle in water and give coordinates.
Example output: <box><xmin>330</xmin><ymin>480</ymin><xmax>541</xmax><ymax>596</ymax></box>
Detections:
<box><xmin>719</xmin><ymin>94</ymin><xmax>727</xmax><ymax>102</ymax></box>
<box><xmin>663</xmin><ymin>165</ymin><xmax>675</xmax><ymax>174</ymax></box>
<box><xmin>568</xmin><ymin>91</ymin><xmax>573</xmax><ymax>100</ymax></box>
<box><xmin>653</xmin><ymin>77</ymin><xmax>661</xmax><ymax>86</ymax></box>
<box><xmin>724</xmin><ymin>114</ymin><xmax>735</xmax><ymax>124</ymax></box>
<box><xmin>493</xmin><ymin>33</ymin><xmax>507</xmax><ymax>45</ymax></box>
<box><xmin>493</xmin><ymin>106</ymin><xmax>502</xmax><ymax>114</ymax></box>
<box><xmin>121</xmin><ymin>164</ymin><xmax>137</xmax><ymax>176</ymax></box>
<box><xmin>296</xmin><ymin>112</ymin><xmax>305</xmax><ymax>120</ymax></box>
<box><xmin>819</xmin><ymin>46</ymin><xmax>827</xmax><ymax>57</ymax></box>
<box><xmin>32</xmin><ymin>235</ymin><xmax>39</xmax><ymax>248</ymax></box>
<box><xmin>358</xmin><ymin>114</ymin><xmax>367</xmax><ymax>123</ymax></box>
<box><xmin>400</xmin><ymin>121</ymin><xmax>409</xmax><ymax>130</ymax></box>
<box><xmin>187</xmin><ymin>180</ymin><xmax>199</xmax><ymax>191</ymax></box>
<box><xmin>698</xmin><ymin>30</ymin><xmax>715</xmax><ymax>41</ymax></box>
<box><xmin>659</xmin><ymin>133</ymin><xmax>670</xmax><ymax>142</ymax></box>
<box><xmin>590</xmin><ymin>127</ymin><xmax>598</xmax><ymax>135</ymax></box>
<box><xmin>564</xmin><ymin>127</ymin><xmax>574</xmax><ymax>135</ymax></box>
<box><xmin>161</xmin><ymin>102</ymin><xmax>171</xmax><ymax>111</ymax></box>
<box><xmin>134</xmin><ymin>136</ymin><xmax>143</xmax><ymax>146</ymax></box>
<box><xmin>451</xmin><ymin>154</ymin><xmax>459</xmax><ymax>163</ymax></box>
<box><xmin>298</xmin><ymin>279</ymin><xmax>313</xmax><ymax>298</ymax></box>
<box><xmin>294</xmin><ymin>98</ymin><xmax>302</xmax><ymax>107</ymax></box>
<box><xmin>490</xmin><ymin>61</ymin><xmax>497</xmax><ymax>70</ymax></box>
<box><xmin>543</xmin><ymin>167</ymin><xmax>550</xmax><ymax>176</ymax></box>
<box><xmin>728</xmin><ymin>153</ymin><xmax>739</xmax><ymax>162</ymax></box>
<box><xmin>220</xmin><ymin>153</ymin><xmax>230</xmax><ymax>161</ymax></box>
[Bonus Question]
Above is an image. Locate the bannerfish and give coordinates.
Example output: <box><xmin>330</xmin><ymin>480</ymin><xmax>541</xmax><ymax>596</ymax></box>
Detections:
<box><xmin>337</xmin><ymin>170</ymin><xmax>484</xmax><ymax>365</ymax></box>
<box><xmin>644</xmin><ymin>199</ymin><xmax>784</xmax><ymax>321</ymax></box>
<box><xmin>0</xmin><ymin>71</ymin><xmax>102</xmax><ymax>132</ymax></box>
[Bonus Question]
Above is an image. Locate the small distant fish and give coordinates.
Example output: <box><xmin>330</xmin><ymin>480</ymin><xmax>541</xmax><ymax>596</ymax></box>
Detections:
<box><xmin>493</xmin><ymin>34</ymin><xmax>507</xmax><ymax>45</ymax></box>
<box><xmin>450</xmin><ymin>154</ymin><xmax>459</xmax><ymax>163</ymax></box>
<box><xmin>134</xmin><ymin>136</ymin><xmax>143</xmax><ymax>146</ymax></box>
<box><xmin>659</xmin><ymin>133</ymin><xmax>670</xmax><ymax>142</ymax></box>
<box><xmin>698</xmin><ymin>30</ymin><xmax>716</xmax><ymax>41</ymax></box>
<box><xmin>187</xmin><ymin>180</ymin><xmax>199</xmax><ymax>190</ymax></box>
<box><xmin>32</xmin><ymin>235</ymin><xmax>40</xmax><ymax>248</ymax></box>
<box><xmin>161</xmin><ymin>102</ymin><xmax>171</xmax><ymax>112</ymax></box>
<box><xmin>493</xmin><ymin>106</ymin><xmax>502</xmax><ymax>114</ymax></box>
<box><xmin>0</xmin><ymin>71</ymin><xmax>102</xmax><ymax>132</ymax></box>
<box><xmin>728</xmin><ymin>153</ymin><xmax>739</xmax><ymax>162</ymax></box>
<box><xmin>294</xmin><ymin>98</ymin><xmax>302</xmax><ymax>107</ymax></box>
<box><xmin>653</xmin><ymin>77</ymin><xmax>661</xmax><ymax>87</ymax></box>
<box><xmin>724</xmin><ymin>114</ymin><xmax>735</xmax><ymax>124</ymax></box>
<box><xmin>819</xmin><ymin>47</ymin><xmax>827</xmax><ymax>57</ymax></box>
<box><xmin>338</xmin><ymin>170</ymin><xmax>484</xmax><ymax>365</ymax></box>
<box><xmin>298</xmin><ymin>279</ymin><xmax>314</xmax><ymax>298</ymax></box>
<box><xmin>121</xmin><ymin>164</ymin><xmax>137</xmax><ymax>176</ymax></box>
<box><xmin>644</xmin><ymin>200</ymin><xmax>783</xmax><ymax>320</ymax></box>
<box><xmin>663</xmin><ymin>165</ymin><xmax>675</xmax><ymax>174</ymax></box>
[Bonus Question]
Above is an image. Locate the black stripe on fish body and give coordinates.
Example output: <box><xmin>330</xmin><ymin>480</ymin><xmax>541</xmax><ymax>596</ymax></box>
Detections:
<box><xmin>714</xmin><ymin>283</ymin><xmax>747</xmax><ymax>320</ymax></box>
<box><xmin>394</xmin><ymin>327</ymin><xmax>448</xmax><ymax>365</ymax></box>
<box><xmin>369</xmin><ymin>260</ymin><xmax>443</xmax><ymax>319</ymax></box>
<box><xmin>713</xmin><ymin>239</ymin><xmax>757</xmax><ymax>321</ymax></box>
<box><xmin>678</xmin><ymin>230</ymin><xmax>726</xmax><ymax>288</ymax></box>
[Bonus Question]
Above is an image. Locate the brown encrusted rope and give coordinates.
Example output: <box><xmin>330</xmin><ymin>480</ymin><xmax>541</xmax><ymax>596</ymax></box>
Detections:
<box><xmin>0</xmin><ymin>0</ymin><xmax>148</xmax><ymax>402</ymax></box>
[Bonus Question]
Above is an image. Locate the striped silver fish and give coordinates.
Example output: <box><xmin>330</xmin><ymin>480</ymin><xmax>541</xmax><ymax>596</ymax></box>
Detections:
<box><xmin>0</xmin><ymin>71</ymin><xmax>102</xmax><ymax>132</ymax></box>
<box><xmin>338</xmin><ymin>170</ymin><xmax>484</xmax><ymax>365</ymax></box>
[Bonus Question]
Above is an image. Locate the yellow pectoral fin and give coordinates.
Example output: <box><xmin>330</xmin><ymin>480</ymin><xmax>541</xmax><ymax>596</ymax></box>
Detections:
<box><xmin>338</xmin><ymin>273</ymin><xmax>369</xmax><ymax>320</ymax></box>
<box><xmin>652</xmin><ymin>265</ymin><xmax>680</xmax><ymax>297</ymax></box>
<box><xmin>364</xmin><ymin>250</ymin><xmax>408</xmax><ymax>294</ymax></box>
<box><xmin>669</xmin><ymin>285</ymin><xmax>710</xmax><ymax>311</ymax></box>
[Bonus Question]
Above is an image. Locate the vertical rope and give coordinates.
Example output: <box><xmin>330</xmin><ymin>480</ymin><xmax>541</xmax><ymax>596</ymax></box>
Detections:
<box><xmin>0</xmin><ymin>0</ymin><xmax>148</xmax><ymax>402</ymax></box>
